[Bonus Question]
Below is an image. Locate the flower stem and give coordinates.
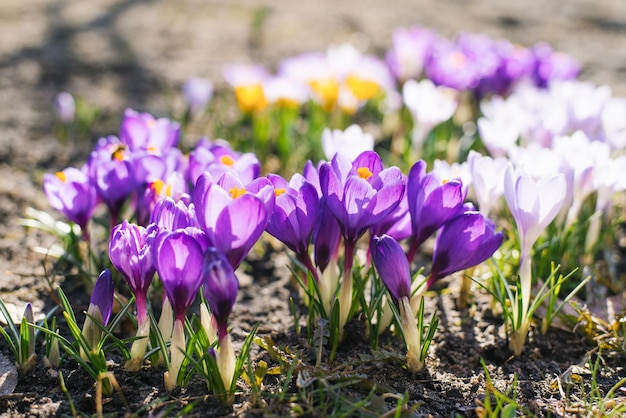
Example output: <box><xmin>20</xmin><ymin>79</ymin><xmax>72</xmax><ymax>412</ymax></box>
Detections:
<box><xmin>338</xmin><ymin>239</ymin><xmax>355</xmax><ymax>340</ymax></box>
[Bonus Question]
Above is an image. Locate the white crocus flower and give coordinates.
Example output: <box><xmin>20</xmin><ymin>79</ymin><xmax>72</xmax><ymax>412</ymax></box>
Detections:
<box><xmin>321</xmin><ymin>124</ymin><xmax>374</xmax><ymax>161</ymax></box>
<box><xmin>467</xmin><ymin>151</ymin><xmax>509</xmax><ymax>217</ymax></box>
<box><xmin>504</xmin><ymin>164</ymin><xmax>566</xmax><ymax>356</ymax></box>
<box><xmin>402</xmin><ymin>79</ymin><xmax>458</xmax><ymax>153</ymax></box>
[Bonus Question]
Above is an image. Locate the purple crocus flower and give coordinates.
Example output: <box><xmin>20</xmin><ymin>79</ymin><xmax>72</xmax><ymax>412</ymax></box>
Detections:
<box><xmin>53</xmin><ymin>92</ymin><xmax>76</xmax><ymax>123</ymax></box>
<box><xmin>119</xmin><ymin>108</ymin><xmax>180</xmax><ymax>153</ymax></box>
<box><xmin>406</xmin><ymin>160</ymin><xmax>466</xmax><ymax>263</ymax></box>
<box><xmin>87</xmin><ymin>136</ymin><xmax>137</xmax><ymax>225</ymax></box>
<box><xmin>152</xmin><ymin>227</ymin><xmax>208</xmax><ymax>389</ymax></box>
<box><xmin>370</xmin><ymin>234</ymin><xmax>427</xmax><ymax>372</ymax></box>
<box><xmin>201</xmin><ymin>247</ymin><xmax>240</xmax><ymax>390</ymax></box>
<box><xmin>201</xmin><ymin>247</ymin><xmax>239</xmax><ymax>340</ymax></box>
<box><xmin>370</xmin><ymin>235</ymin><xmax>411</xmax><ymax>302</ymax></box>
<box><xmin>319</xmin><ymin>150</ymin><xmax>405</xmax><ymax>336</ymax></box>
<box><xmin>319</xmin><ymin>151</ymin><xmax>405</xmax><ymax>244</ymax></box>
<box><xmin>385</xmin><ymin>25</ymin><xmax>436</xmax><ymax>83</ymax></box>
<box><xmin>193</xmin><ymin>172</ymin><xmax>273</xmax><ymax>268</ymax></box>
<box><xmin>153</xmin><ymin>228</ymin><xmax>207</xmax><ymax>321</ymax></box>
<box><xmin>109</xmin><ymin>221</ymin><xmax>156</xmax><ymax>325</ymax></box>
<box><xmin>188</xmin><ymin>138</ymin><xmax>260</xmax><ymax>187</ymax></box>
<box><xmin>82</xmin><ymin>269</ymin><xmax>115</xmax><ymax>357</ymax></box>
<box><xmin>531</xmin><ymin>42</ymin><xmax>580</xmax><ymax>88</ymax></box>
<box><xmin>370</xmin><ymin>174</ymin><xmax>411</xmax><ymax>241</ymax></box>
<box><xmin>182</xmin><ymin>78</ymin><xmax>214</xmax><ymax>114</ymax></box>
<box><xmin>266</xmin><ymin>173</ymin><xmax>320</xmax><ymax>277</ymax></box>
<box><xmin>43</xmin><ymin>165</ymin><xmax>98</xmax><ymax>240</ymax></box>
<box><xmin>150</xmin><ymin>197</ymin><xmax>195</xmax><ymax>231</ymax></box>
<box><xmin>428</xmin><ymin>212</ymin><xmax>503</xmax><ymax>288</ymax></box>
<box><xmin>109</xmin><ymin>221</ymin><xmax>157</xmax><ymax>369</ymax></box>
<box><xmin>303</xmin><ymin>161</ymin><xmax>342</xmax><ymax>273</ymax></box>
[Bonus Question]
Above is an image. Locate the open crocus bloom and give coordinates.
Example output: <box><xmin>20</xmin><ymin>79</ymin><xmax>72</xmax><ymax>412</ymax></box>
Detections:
<box><xmin>43</xmin><ymin>165</ymin><xmax>98</xmax><ymax>239</ymax></box>
<box><xmin>319</xmin><ymin>150</ymin><xmax>405</xmax><ymax>243</ymax></box>
<box><xmin>193</xmin><ymin>172</ymin><xmax>274</xmax><ymax>268</ymax></box>
<box><xmin>119</xmin><ymin>108</ymin><xmax>180</xmax><ymax>153</ymax></box>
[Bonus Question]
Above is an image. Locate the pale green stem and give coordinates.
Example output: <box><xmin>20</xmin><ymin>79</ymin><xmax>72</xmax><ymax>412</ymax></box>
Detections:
<box><xmin>164</xmin><ymin>319</ymin><xmax>185</xmax><ymax>391</ymax></box>
<box><xmin>126</xmin><ymin>316</ymin><xmax>151</xmax><ymax>371</ymax></box>
<box><xmin>217</xmin><ymin>333</ymin><xmax>236</xmax><ymax>391</ymax></box>
<box><xmin>399</xmin><ymin>296</ymin><xmax>424</xmax><ymax>373</ymax></box>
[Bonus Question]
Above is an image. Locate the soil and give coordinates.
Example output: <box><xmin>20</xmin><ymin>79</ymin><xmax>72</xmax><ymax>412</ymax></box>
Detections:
<box><xmin>1</xmin><ymin>0</ymin><xmax>626</xmax><ymax>416</ymax></box>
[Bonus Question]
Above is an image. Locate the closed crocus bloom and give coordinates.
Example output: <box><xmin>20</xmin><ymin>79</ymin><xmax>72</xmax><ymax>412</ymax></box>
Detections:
<box><xmin>406</xmin><ymin>160</ymin><xmax>466</xmax><ymax>263</ymax></box>
<box><xmin>53</xmin><ymin>92</ymin><xmax>76</xmax><ymax>123</ymax></box>
<box><xmin>370</xmin><ymin>235</ymin><xmax>426</xmax><ymax>372</ymax></box>
<box><xmin>201</xmin><ymin>248</ymin><xmax>238</xmax><ymax>340</ymax></box>
<box><xmin>182</xmin><ymin>77</ymin><xmax>214</xmax><ymax>114</ymax></box>
<box><xmin>504</xmin><ymin>165</ymin><xmax>565</xmax><ymax>355</ymax></box>
<box><xmin>202</xmin><ymin>247</ymin><xmax>239</xmax><ymax>391</ymax></box>
<box><xmin>467</xmin><ymin>151</ymin><xmax>509</xmax><ymax>217</ymax></box>
<box><xmin>504</xmin><ymin>165</ymin><xmax>566</xmax><ymax>265</ymax></box>
<box><xmin>81</xmin><ymin>269</ymin><xmax>115</xmax><ymax>359</ymax></box>
<box><xmin>321</xmin><ymin>124</ymin><xmax>375</xmax><ymax>162</ymax></box>
<box><xmin>193</xmin><ymin>172</ymin><xmax>272</xmax><ymax>268</ymax></box>
<box><xmin>109</xmin><ymin>221</ymin><xmax>156</xmax><ymax>323</ymax></box>
<box><xmin>43</xmin><ymin>165</ymin><xmax>98</xmax><ymax>240</ymax></box>
<box><xmin>152</xmin><ymin>227</ymin><xmax>207</xmax><ymax>390</ymax></box>
<box><xmin>119</xmin><ymin>108</ymin><xmax>180</xmax><ymax>153</ymax></box>
<box><xmin>153</xmin><ymin>228</ymin><xmax>207</xmax><ymax>322</ymax></box>
<box><xmin>370</xmin><ymin>235</ymin><xmax>411</xmax><ymax>301</ymax></box>
<box><xmin>428</xmin><ymin>212</ymin><xmax>503</xmax><ymax>287</ymax></box>
<box><xmin>150</xmin><ymin>197</ymin><xmax>195</xmax><ymax>231</ymax></box>
<box><xmin>109</xmin><ymin>221</ymin><xmax>157</xmax><ymax>370</ymax></box>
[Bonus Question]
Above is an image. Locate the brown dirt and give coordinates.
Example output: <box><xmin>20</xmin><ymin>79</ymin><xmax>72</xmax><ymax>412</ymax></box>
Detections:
<box><xmin>1</xmin><ymin>0</ymin><xmax>626</xmax><ymax>416</ymax></box>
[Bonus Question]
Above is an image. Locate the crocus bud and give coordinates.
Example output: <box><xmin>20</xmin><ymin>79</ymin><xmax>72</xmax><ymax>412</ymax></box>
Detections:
<box><xmin>54</xmin><ymin>92</ymin><xmax>76</xmax><ymax>123</ymax></box>
<box><xmin>370</xmin><ymin>235</ymin><xmax>411</xmax><ymax>302</ymax></box>
<box><xmin>183</xmin><ymin>78</ymin><xmax>214</xmax><ymax>114</ymax></box>
<box><xmin>201</xmin><ymin>247</ymin><xmax>239</xmax><ymax>391</ymax></box>
<box><xmin>201</xmin><ymin>247</ymin><xmax>238</xmax><ymax>340</ymax></box>
<box><xmin>81</xmin><ymin>270</ymin><xmax>114</xmax><ymax>360</ymax></box>
<box><xmin>370</xmin><ymin>235</ymin><xmax>424</xmax><ymax>372</ymax></box>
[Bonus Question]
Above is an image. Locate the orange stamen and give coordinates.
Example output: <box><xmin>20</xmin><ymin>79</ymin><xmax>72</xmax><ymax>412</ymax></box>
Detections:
<box><xmin>220</xmin><ymin>155</ymin><xmax>236</xmax><ymax>167</ymax></box>
<box><xmin>274</xmin><ymin>188</ymin><xmax>287</xmax><ymax>197</ymax></box>
<box><xmin>357</xmin><ymin>167</ymin><xmax>373</xmax><ymax>181</ymax></box>
<box><xmin>55</xmin><ymin>171</ymin><xmax>67</xmax><ymax>183</ymax></box>
<box><xmin>229</xmin><ymin>187</ymin><xmax>247</xmax><ymax>199</ymax></box>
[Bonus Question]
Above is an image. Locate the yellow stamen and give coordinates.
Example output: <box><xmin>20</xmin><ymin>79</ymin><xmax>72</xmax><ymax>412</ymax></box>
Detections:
<box><xmin>151</xmin><ymin>179</ymin><xmax>165</xmax><ymax>196</ymax></box>
<box><xmin>148</xmin><ymin>144</ymin><xmax>159</xmax><ymax>154</ymax></box>
<box><xmin>229</xmin><ymin>187</ymin><xmax>247</xmax><ymax>199</ymax></box>
<box><xmin>110</xmin><ymin>145</ymin><xmax>127</xmax><ymax>161</ymax></box>
<box><xmin>357</xmin><ymin>167</ymin><xmax>373</xmax><ymax>181</ymax></box>
<box><xmin>441</xmin><ymin>179</ymin><xmax>450</xmax><ymax>185</ymax></box>
<box><xmin>345</xmin><ymin>75</ymin><xmax>380</xmax><ymax>101</ymax></box>
<box><xmin>274</xmin><ymin>188</ymin><xmax>287</xmax><ymax>197</ymax></box>
<box><xmin>220</xmin><ymin>155</ymin><xmax>236</xmax><ymax>167</ymax></box>
<box><xmin>55</xmin><ymin>171</ymin><xmax>67</xmax><ymax>183</ymax></box>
